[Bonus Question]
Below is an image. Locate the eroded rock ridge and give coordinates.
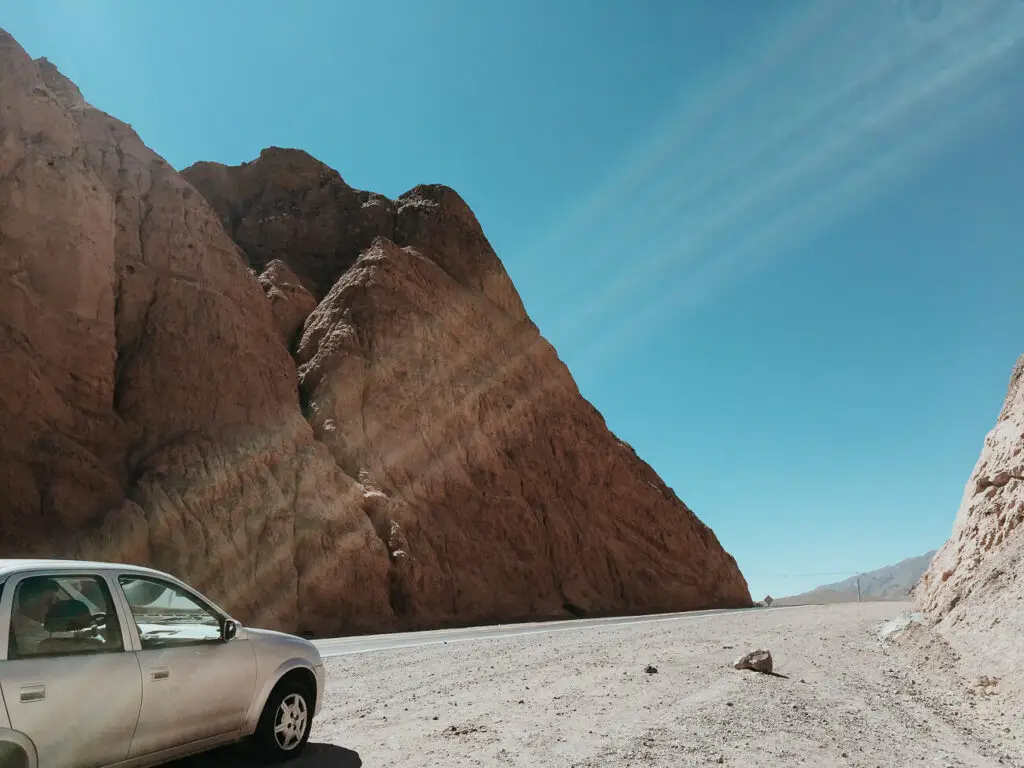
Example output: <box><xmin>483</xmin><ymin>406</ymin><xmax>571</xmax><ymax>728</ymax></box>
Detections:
<box><xmin>0</xmin><ymin>29</ymin><xmax>750</xmax><ymax>633</ymax></box>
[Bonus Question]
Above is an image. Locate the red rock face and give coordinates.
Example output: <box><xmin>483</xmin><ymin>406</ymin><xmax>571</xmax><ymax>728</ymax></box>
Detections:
<box><xmin>185</xmin><ymin>166</ymin><xmax>752</xmax><ymax>624</ymax></box>
<box><xmin>182</xmin><ymin>150</ymin><xmax>396</xmax><ymax>300</ymax></box>
<box><xmin>257</xmin><ymin>259</ymin><xmax>319</xmax><ymax>348</ymax></box>
<box><xmin>0</xmin><ymin>27</ymin><xmax>750</xmax><ymax>635</ymax></box>
<box><xmin>0</xmin><ymin>30</ymin><xmax>391</xmax><ymax>634</ymax></box>
<box><xmin>0</xmin><ymin>34</ymin><xmax>126</xmax><ymax>549</ymax></box>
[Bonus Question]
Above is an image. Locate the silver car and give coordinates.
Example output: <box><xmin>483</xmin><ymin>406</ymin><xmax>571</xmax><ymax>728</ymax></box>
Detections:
<box><xmin>0</xmin><ymin>559</ymin><xmax>325</xmax><ymax>767</ymax></box>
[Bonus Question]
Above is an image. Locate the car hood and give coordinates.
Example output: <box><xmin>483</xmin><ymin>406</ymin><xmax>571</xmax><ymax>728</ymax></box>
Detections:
<box><xmin>244</xmin><ymin>626</ymin><xmax>322</xmax><ymax>664</ymax></box>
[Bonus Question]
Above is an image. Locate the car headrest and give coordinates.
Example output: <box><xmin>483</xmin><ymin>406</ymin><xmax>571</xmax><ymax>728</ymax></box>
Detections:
<box><xmin>43</xmin><ymin>599</ymin><xmax>93</xmax><ymax>633</ymax></box>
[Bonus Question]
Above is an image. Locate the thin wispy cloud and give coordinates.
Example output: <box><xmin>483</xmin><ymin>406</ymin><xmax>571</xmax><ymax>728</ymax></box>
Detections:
<box><xmin>521</xmin><ymin>3</ymin><xmax>844</xmax><ymax>271</ymax></box>
<box><xmin>373</xmin><ymin>2</ymin><xmax>1024</xmax><ymax>490</ymax></box>
<box><xmin>293</xmin><ymin>0</ymin><xmax>1024</xmax><ymax>517</ymax></box>
<box><xmin>521</xmin><ymin>0</ymin><xmax>1023</xmax><ymax>369</ymax></box>
<box><xmin>582</xmin><ymin>78</ymin><xmax>1013</xmax><ymax>368</ymax></box>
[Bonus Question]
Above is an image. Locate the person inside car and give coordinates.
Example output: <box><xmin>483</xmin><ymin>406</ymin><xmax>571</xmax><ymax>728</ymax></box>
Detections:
<box><xmin>10</xmin><ymin>577</ymin><xmax>62</xmax><ymax>656</ymax></box>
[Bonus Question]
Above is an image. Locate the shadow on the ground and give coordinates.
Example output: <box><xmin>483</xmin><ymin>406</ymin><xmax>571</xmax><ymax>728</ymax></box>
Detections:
<box><xmin>170</xmin><ymin>742</ymin><xmax>361</xmax><ymax>767</ymax></box>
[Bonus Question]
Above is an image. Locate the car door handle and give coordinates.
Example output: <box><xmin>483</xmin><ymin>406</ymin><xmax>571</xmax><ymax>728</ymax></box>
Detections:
<box><xmin>150</xmin><ymin>667</ymin><xmax>170</xmax><ymax>681</ymax></box>
<box><xmin>20</xmin><ymin>685</ymin><xmax>45</xmax><ymax>702</ymax></box>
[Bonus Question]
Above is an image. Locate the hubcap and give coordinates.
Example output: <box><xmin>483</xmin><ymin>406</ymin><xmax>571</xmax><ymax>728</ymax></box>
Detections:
<box><xmin>273</xmin><ymin>692</ymin><xmax>308</xmax><ymax>751</ymax></box>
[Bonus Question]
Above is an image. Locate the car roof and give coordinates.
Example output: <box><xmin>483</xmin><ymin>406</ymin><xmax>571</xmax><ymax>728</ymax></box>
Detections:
<box><xmin>0</xmin><ymin>558</ymin><xmax>171</xmax><ymax>580</ymax></box>
<box><xmin>0</xmin><ymin>559</ymin><xmax>233</xmax><ymax>618</ymax></box>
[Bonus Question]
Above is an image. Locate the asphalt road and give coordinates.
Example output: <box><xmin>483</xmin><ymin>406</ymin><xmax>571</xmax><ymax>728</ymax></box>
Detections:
<box><xmin>314</xmin><ymin>606</ymin><xmax>764</xmax><ymax>657</ymax></box>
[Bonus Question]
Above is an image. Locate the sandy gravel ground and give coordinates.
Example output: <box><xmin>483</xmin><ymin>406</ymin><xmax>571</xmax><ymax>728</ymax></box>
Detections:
<box><xmin>179</xmin><ymin>602</ymin><xmax>1021</xmax><ymax>768</ymax></box>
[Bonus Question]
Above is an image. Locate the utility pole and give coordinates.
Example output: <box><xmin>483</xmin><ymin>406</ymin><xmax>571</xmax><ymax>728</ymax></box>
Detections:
<box><xmin>856</xmin><ymin>575</ymin><xmax>862</xmax><ymax>603</ymax></box>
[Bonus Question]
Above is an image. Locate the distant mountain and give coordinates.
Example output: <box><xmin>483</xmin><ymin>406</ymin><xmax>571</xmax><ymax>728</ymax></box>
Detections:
<box><xmin>775</xmin><ymin>551</ymin><xmax>937</xmax><ymax>606</ymax></box>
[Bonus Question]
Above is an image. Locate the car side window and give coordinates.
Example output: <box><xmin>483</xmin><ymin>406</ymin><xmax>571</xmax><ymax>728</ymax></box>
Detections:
<box><xmin>8</xmin><ymin>574</ymin><xmax>124</xmax><ymax>659</ymax></box>
<box><xmin>118</xmin><ymin>576</ymin><xmax>222</xmax><ymax>649</ymax></box>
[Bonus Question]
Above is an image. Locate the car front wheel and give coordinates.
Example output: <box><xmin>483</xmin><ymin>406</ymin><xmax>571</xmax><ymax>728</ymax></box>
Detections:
<box><xmin>253</xmin><ymin>678</ymin><xmax>314</xmax><ymax>762</ymax></box>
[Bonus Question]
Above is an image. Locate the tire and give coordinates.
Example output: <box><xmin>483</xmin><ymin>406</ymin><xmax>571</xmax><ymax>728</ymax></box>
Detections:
<box><xmin>251</xmin><ymin>678</ymin><xmax>314</xmax><ymax>762</ymax></box>
<box><xmin>0</xmin><ymin>743</ymin><xmax>28</xmax><ymax>768</ymax></box>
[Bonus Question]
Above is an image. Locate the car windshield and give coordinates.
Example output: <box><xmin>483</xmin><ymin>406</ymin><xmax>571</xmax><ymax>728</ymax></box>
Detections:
<box><xmin>120</xmin><ymin>577</ymin><xmax>221</xmax><ymax>644</ymax></box>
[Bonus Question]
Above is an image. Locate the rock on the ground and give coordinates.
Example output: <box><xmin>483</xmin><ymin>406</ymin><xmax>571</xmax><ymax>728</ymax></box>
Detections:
<box><xmin>733</xmin><ymin>649</ymin><xmax>773</xmax><ymax>673</ymax></box>
<box><xmin>0</xmin><ymin>27</ymin><xmax>750</xmax><ymax>634</ymax></box>
<box><xmin>916</xmin><ymin>354</ymin><xmax>1024</xmax><ymax>683</ymax></box>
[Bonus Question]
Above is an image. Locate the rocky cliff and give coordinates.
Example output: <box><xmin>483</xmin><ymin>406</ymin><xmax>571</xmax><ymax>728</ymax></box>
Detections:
<box><xmin>917</xmin><ymin>355</ymin><xmax>1024</xmax><ymax>682</ymax></box>
<box><xmin>0</xmin><ymin>28</ymin><xmax>750</xmax><ymax>634</ymax></box>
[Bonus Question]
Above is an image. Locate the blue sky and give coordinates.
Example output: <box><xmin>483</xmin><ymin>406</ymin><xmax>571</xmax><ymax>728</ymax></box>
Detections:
<box><xmin>6</xmin><ymin>0</ymin><xmax>1024</xmax><ymax>600</ymax></box>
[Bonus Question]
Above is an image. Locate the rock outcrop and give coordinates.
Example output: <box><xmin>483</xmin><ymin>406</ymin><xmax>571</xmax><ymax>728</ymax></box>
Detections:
<box><xmin>183</xmin><ymin>152</ymin><xmax>751</xmax><ymax>623</ymax></box>
<box><xmin>181</xmin><ymin>151</ymin><xmax>397</xmax><ymax>300</ymax></box>
<box><xmin>0</xmin><ymin>29</ymin><xmax>391</xmax><ymax>634</ymax></box>
<box><xmin>257</xmin><ymin>259</ymin><xmax>318</xmax><ymax>348</ymax></box>
<box><xmin>0</xmin><ymin>28</ymin><xmax>750</xmax><ymax>635</ymax></box>
<box><xmin>917</xmin><ymin>355</ymin><xmax>1024</xmax><ymax>681</ymax></box>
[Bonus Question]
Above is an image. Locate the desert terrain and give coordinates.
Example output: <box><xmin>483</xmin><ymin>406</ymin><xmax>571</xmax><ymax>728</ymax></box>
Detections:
<box><xmin>178</xmin><ymin>603</ymin><xmax>1022</xmax><ymax>768</ymax></box>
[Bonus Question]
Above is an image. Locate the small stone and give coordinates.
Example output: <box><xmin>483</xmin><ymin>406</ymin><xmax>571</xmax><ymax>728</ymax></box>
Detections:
<box><xmin>432</xmin><ymin>716</ymin><xmax>439</xmax><ymax>721</ymax></box>
<box><xmin>726</xmin><ymin>702</ymin><xmax>734</xmax><ymax>707</ymax></box>
<box><xmin>645</xmin><ymin>665</ymin><xmax>658</xmax><ymax>674</ymax></box>
<box><xmin>733</xmin><ymin>649</ymin><xmax>773</xmax><ymax>674</ymax></box>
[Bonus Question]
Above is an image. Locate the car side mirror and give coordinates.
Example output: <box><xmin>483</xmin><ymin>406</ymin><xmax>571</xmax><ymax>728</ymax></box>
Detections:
<box><xmin>221</xmin><ymin>618</ymin><xmax>239</xmax><ymax>642</ymax></box>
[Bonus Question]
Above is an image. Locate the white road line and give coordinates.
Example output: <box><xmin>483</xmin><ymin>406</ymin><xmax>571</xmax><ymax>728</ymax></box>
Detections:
<box><xmin>315</xmin><ymin>606</ymin><xmax>773</xmax><ymax>658</ymax></box>
<box><xmin>316</xmin><ymin>606</ymin><xmax>756</xmax><ymax>647</ymax></box>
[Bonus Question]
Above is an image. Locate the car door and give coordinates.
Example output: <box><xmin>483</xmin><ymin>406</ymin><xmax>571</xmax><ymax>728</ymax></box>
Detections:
<box><xmin>115</xmin><ymin>574</ymin><xmax>257</xmax><ymax>759</ymax></box>
<box><xmin>0</xmin><ymin>571</ymin><xmax>143</xmax><ymax>768</ymax></box>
